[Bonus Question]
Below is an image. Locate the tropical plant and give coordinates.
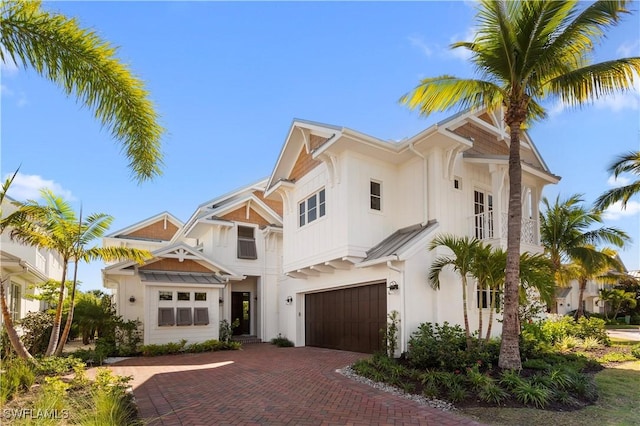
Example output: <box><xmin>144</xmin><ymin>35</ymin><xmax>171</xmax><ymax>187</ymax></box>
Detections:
<box><xmin>595</xmin><ymin>150</ymin><xmax>640</xmax><ymax>211</ymax></box>
<box><xmin>540</xmin><ymin>194</ymin><xmax>630</xmax><ymax>314</ymax></box>
<box><xmin>0</xmin><ymin>0</ymin><xmax>163</xmax><ymax>182</ymax></box>
<box><xmin>599</xmin><ymin>288</ymin><xmax>637</xmax><ymax>321</ymax></box>
<box><xmin>1</xmin><ymin>189</ymin><xmax>151</xmax><ymax>356</ymax></box>
<box><xmin>428</xmin><ymin>234</ymin><xmax>481</xmax><ymax>348</ymax></box>
<box><xmin>401</xmin><ymin>0</ymin><xmax>640</xmax><ymax>369</ymax></box>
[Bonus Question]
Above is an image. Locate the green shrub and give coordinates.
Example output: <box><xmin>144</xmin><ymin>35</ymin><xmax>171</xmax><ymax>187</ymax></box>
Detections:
<box><xmin>596</xmin><ymin>351</ymin><xmax>637</xmax><ymax>363</ymax></box>
<box><xmin>575</xmin><ymin>317</ymin><xmax>609</xmax><ymax>345</ymax></box>
<box><xmin>580</xmin><ymin>336</ymin><xmax>602</xmax><ymax>351</ymax></box>
<box><xmin>522</xmin><ymin>358</ymin><xmax>550</xmax><ymax>370</ymax></box>
<box><xmin>35</xmin><ymin>356</ymin><xmax>85</xmax><ymax>376</ymax></box>
<box><xmin>512</xmin><ymin>381</ymin><xmax>551</xmax><ymax>408</ymax></box>
<box><xmin>270</xmin><ymin>334</ymin><xmax>295</xmax><ymax>347</ymax></box>
<box><xmin>556</xmin><ymin>335</ymin><xmax>581</xmax><ymax>352</ymax></box>
<box><xmin>631</xmin><ymin>344</ymin><xmax>640</xmax><ymax>359</ymax></box>
<box><xmin>140</xmin><ymin>338</ymin><xmax>240</xmax><ymax>356</ymax></box>
<box><xmin>17</xmin><ymin>311</ymin><xmax>53</xmax><ymax>355</ymax></box>
<box><xmin>477</xmin><ymin>381</ymin><xmax>509</xmax><ymax>404</ymax></box>
<box><xmin>0</xmin><ymin>357</ymin><xmax>36</xmax><ymax>403</ymax></box>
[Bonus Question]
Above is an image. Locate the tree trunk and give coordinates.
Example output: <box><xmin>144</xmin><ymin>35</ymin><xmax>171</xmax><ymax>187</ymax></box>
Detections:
<box><xmin>55</xmin><ymin>260</ymin><xmax>80</xmax><ymax>356</ymax></box>
<box><xmin>461</xmin><ymin>276</ymin><xmax>472</xmax><ymax>350</ymax></box>
<box><xmin>0</xmin><ymin>277</ymin><xmax>34</xmax><ymax>360</ymax></box>
<box><xmin>485</xmin><ymin>288</ymin><xmax>496</xmax><ymax>342</ymax></box>
<box><xmin>576</xmin><ymin>278</ymin><xmax>587</xmax><ymax>319</ymax></box>
<box><xmin>498</xmin><ymin>113</ymin><xmax>524</xmax><ymax>370</ymax></box>
<box><xmin>45</xmin><ymin>261</ymin><xmax>68</xmax><ymax>356</ymax></box>
<box><xmin>478</xmin><ymin>284</ymin><xmax>484</xmax><ymax>347</ymax></box>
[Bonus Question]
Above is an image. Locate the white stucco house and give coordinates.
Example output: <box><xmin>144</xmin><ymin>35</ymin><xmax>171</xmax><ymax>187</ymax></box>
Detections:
<box><xmin>1</xmin><ymin>196</ymin><xmax>64</xmax><ymax>327</ymax></box>
<box><xmin>103</xmin><ymin>108</ymin><xmax>560</xmax><ymax>352</ymax></box>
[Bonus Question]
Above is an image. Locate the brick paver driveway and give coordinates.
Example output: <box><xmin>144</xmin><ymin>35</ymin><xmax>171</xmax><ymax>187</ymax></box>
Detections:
<box><xmin>108</xmin><ymin>343</ymin><xmax>484</xmax><ymax>425</ymax></box>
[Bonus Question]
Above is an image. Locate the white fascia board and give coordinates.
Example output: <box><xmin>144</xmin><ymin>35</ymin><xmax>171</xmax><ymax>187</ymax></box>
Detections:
<box><xmin>142</xmin><ymin>281</ymin><xmax>226</xmax><ymax>289</ymax></box>
<box><xmin>464</xmin><ymin>156</ymin><xmax>560</xmax><ymax>184</ymax></box>
<box><xmin>356</xmin><ymin>255</ymin><xmax>399</xmax><ymax>269</ymax></box>
<box><xmin>264</xmin><ymin>179</ymin><xmax>295</xmax><ymax>198</ymax></box>
<box><xmin>209</xmin><ymin>194</ymin><xmax>282</xmax><ymax>225</ymax></box>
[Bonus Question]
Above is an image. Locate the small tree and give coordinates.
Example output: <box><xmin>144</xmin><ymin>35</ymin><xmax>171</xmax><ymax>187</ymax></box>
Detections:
<box><xmin>599</xmin><ymin>288</ymin><xmax>637</xmax><ymax>322</ymax></box>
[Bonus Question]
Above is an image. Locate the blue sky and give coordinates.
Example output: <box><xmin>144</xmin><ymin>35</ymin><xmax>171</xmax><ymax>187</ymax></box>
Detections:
<box><xmin>2</xmin><ymin>1</ymin><xmax>639</xmax><ymax>292</ymax></box>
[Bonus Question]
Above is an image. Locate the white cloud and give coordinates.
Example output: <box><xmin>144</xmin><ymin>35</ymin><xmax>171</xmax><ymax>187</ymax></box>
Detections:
<box><xmin>408</xmin><ymin>35</ymin><xmax>433</xmax><ymax>57</ymax></box>
<box><xmin>617</xmin><ymin>40</ymin><xmax>640</xmax><ymax>57</ymax></box>
<box><xmin>4</xmin><ymin>173</ymin><xmax>74</xmax><ymax>201</ymax></box>
<box><xmin>603</xmin><ymin>200</ymin><xmax>640</xmax><ymax>220</ymax></box>
<box><xmin>446</xmin><ymin>26</ymin><xmax>477</xmax><ymax>61</ymax></box>
<box><xmin>607</xmin><ymin>174</ymin><xmax>631</xmax><ymax>187</ymax></box>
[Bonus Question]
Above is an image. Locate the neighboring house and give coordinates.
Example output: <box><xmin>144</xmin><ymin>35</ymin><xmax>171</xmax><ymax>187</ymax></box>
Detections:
<box><xmin>1</xmin><ymin>196</ymin><xmax>64</xmax><ymax>326</ymax></box>
<box><xmin>104</xmin><ymin>108</ymin><xmax>559</xmax><ymax>352</ymax></box>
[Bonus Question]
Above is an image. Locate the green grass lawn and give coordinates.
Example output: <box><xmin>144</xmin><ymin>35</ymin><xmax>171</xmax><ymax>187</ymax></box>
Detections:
<box><xmin>605</xmin><ymin>324</ymin><xmax>640</xmax><ymax>330</ymax></box>
<box><xmin>461</xmin><ymin>361</ymin><xmax>640</xmax><ymax>426</ymax></box>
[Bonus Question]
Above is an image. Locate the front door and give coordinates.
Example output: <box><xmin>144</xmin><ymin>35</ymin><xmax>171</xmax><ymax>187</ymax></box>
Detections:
<box><xmin>231</xmin><ymin>291</ymin><xmax>251</xmax><ymax>335</ymax></box>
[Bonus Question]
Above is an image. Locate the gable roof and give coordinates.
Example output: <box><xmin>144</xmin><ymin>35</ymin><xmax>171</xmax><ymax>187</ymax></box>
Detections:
<box><xmin>178</xmin><ymin>179</ymin><xmax>283</xmax><ymax>240</ymax></box>
<box><xmin>103</xmin><ymin>242</ymin><xmax>242</xmax><ymax>280</ymax></box>
<box><xmin>106</xmin><ymin>211</ymin><xmax>183</xmax><ymax>242</ymax></box>
<box><xmin>266</xmin><ymin>109</ymin><xmax>560</xmax><ymax>196</ymax></box>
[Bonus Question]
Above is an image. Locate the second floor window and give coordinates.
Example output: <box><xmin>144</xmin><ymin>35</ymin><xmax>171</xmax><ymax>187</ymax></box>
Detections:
<box><xmin>370</xmin><ymin>180</ymin><xmax>381</xmax><ymax>211</ymax></box>
<box><xmin>237</xmin><ymin>226</ymin><xmax>257</xmax><ymax>259</ymax></box>
<box><xmin>299</xmin><ymin>188</ymin><xmax>326</xmax><ymax>227</ymax></box>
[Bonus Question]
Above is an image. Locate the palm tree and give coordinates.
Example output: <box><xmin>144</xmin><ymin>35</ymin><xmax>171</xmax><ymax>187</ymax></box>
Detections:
<box><xmin>0</xmin><ymin>171</ymin><xmax>33</xmax><ymax>360</ymax></box>
<box><xmin>2</xmin><ymin>189</ymin><xmax>150</xmax><ymax>356</ymax></box>
<box><xmin>594</xmin><ymin>151</ymin><xmax>640</xmax><ymax>211</ymax></box>
<box><xmin>571</xmin><ymin>247</ymin><xmax>623</xmax><ymax>319</ymax></box>
<box><xmin>428</xmin><ymin>234</ymin><xmax>481</xmax><ymax>349</ymax></box>
<box><xmin>599</xmin><ymin>288</ymin><xmax>637</xmax><ymax>321</ymax></box>
<box><xmin>0</xmin><ymin>0</ymin><xmax>163</xmax><ymax>182</ymax></box>
<box><xmin>540</xmin><ymin>194</ymin><xmax>630</xmax><ymax>313</ymax></box>
<box><xmin>401</xmin><ymin>1</ymin><xmax>640</xmax><ymax>369</ymax></box>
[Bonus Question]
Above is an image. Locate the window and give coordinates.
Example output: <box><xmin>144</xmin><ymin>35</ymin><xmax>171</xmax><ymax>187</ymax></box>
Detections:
<box><xmin>158</xmin><ymin>308</ymin><xmax>175</xmax><ymax>326</ymax></box>
<box><xmin>176</xmin><ymin>308</ymin><xmax>193</xmax><ymax>326</ymax></box>
<box><xmin>159</xmin><ymin>291</ymin><xmax>173</xmax><ymax>301</ymax></box>
<box><xmin>194</xmin><ymin>292</ymin><xmax>207</xmax><ymax>301</ymax></box>
<box><xmin>477</xmin><ymin>286</ymin><xmax>501</xmax><ymax>310</ymax></box>
<box><xmin>237</xmin><ymin>226</ymin><xmax>257</xmax><ymax>259</ymax></box>
<box><xmin>194</xmin><ymin>308</ymin><xmax>209</xmax><ymax>325</ymax></box>
<box><xmin>299</xmin><ymin>189</ymin><xmax>326</xmax><ymax>227</ymax></box>
<box><xmin>454</xmin><ymin>177</ymin><xmax>462</xmax><ymax>190</ymax></box>
<box><xmin>370</xmin><ymin>181</ymin><xmax>381</xmax><ymax>211</ymax></box>
<box><xmin>474</xmin><ymin>190</ymin><xmax>494</xmax><ymax>239</ymax></box>
<box><xmin>177</xmin><ymin>292</ymin><xmax>190</xmax><ymax>301</ymax></box>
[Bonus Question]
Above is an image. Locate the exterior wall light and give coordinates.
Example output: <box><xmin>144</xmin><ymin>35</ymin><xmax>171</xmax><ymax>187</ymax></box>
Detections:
<box><xmin>388</xmin><ymin>281</ymin><xmax>399</xmax><ymax>291</ymax></box>
<box><xmin>129</xmin><ymin>296</ymin><xmax>136</xmax><ymax>303</ymax></box>
<box><xmin>285</xmin><ymin>296</ymin><xmax>293</xmax><ymax>305</ymax></box>
<box><xmin>219</xmin><ymin>297</ymin><xmax>224</xmax><ymax>304</ymax></box>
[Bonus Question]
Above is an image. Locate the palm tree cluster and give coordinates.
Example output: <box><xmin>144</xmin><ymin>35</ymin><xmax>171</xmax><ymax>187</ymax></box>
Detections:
<box><xmin>0</xmin><ymin>175</ymin><xmax>151</xmax><ymax>359</ymax></box>
<box><xmin>540</xmin><ymin>194</ymin><xmax>630</xmax><ymax>318</ymax></box>
<box><xmin>428</xmin><ymin>235</ymin><xmax>554</xmax><ymax>349</ymax></box>
<box><xmin>402</xmin><ymin>0</ymin><xmax>640</xmax><ymax>369</ymax></box>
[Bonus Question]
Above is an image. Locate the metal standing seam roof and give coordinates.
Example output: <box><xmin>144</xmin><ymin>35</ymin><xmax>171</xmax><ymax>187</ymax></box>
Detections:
<box><xmin>362</xmin><ymin>220</ymin><xmax>438</xmax><ymax>263</ymax></box>
<box><xmin>555</xmin><ymin>287</ymin><xmax>572</xmax><ymax>299</ymax></box>
<box><xmin>138</xmin><ymin>271</ymin><xmax>225</xmax><ymax>285</ymax></box>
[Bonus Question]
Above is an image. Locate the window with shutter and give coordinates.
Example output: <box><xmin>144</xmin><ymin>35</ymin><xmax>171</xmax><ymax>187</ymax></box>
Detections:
<box><xmin>158</xmin><ymin>308</ymin><xmax>175</xmax><ymax>326</ymax></box>
<box><xmin>237</xmin><ymin>226</ymin><xmax>257</xmax><ymax>259</ymax></box>
<box><xmin>194</xmin><ymin>308</ymin><xmax>209</xmax><ymax>325</ymax></box>
<box><xmin>176</xmin><ymin>307</ymin><xmax>193</xmax><ymax>326</ymax></box>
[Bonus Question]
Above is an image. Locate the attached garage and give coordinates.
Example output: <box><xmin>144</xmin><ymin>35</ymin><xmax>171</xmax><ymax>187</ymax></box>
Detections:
<box><xmin>304</xmin><ymin>282</ymin><xmax>387</xmax><ymax>353</ymax></box>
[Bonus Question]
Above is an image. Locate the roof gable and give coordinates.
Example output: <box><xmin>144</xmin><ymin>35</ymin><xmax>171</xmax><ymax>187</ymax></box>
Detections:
<box><xmin>107</xmin><ymin>212</ymin><xmax>183</xmax><ymax>241</ymax></box>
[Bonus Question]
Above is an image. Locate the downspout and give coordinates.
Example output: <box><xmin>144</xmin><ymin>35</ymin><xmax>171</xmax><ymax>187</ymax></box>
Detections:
<box><xmin>408</xmin><ymin>142</ymin><xmax>428</xmax><ymax>225</ymax></box>
<box><xmin>386</xmin><ymin>259</ymin><xmax>406</xmax><ymax>355</ymax></box>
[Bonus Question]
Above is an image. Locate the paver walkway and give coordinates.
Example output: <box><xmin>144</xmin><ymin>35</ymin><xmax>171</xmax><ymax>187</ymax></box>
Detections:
<box><xmin>107</xmin><ymin>344</ymin><xmax>485</xmax><ymax>425</ymax></box>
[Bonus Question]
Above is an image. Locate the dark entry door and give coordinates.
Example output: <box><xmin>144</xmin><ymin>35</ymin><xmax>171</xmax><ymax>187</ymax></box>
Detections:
<box><xmin>231</xmin><ymin>292</ymin><xmax>251</xmax><ymax>335</ymax></box>
<box><xmin>305</xmin><ymin>282</ymin><xmax>386</xmax><ymax>353</ymax></box>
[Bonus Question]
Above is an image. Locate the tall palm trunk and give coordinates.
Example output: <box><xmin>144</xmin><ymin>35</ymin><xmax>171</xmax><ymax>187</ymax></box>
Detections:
<box><xmin>485</xmin><ymin>288</ymin><xmax>497</xmax><ymax>342</ymax></box>
<box><xmin>55</xmin><ymin>261</ymin><xmax>79</xmax><ymax>356</ymax></box>
<box><xmin>55</xmin><ymin>211</ymin><xmax>82</xmax><ymax>356</ymax></box>
<box><xmin>0</xmin><ymin>277</ymin><xmax>33</xmax><ymax>360</ymax></box>
<box><xmin>45</xmin><ymin>261</ymin><xmax>68</xmax><ymax>356</ymax></box>
<box><xmin>499</xmin><ymin>111</ymin><xmax>524</xmax><ymax>370</ymax></box>
<box><xmin>478</xmin><ymin>284</ymin><xmax>484</xmax><ymax>347</ymax></box>
<box><xmin>461</xmin><ymin>275</ymin><xmax>472</xmax><ymax>349</ymax></box>
<box><xmin>576</xmin><ymin>277</ymin><xmax>587</xmax><ymax>319</ymax></box>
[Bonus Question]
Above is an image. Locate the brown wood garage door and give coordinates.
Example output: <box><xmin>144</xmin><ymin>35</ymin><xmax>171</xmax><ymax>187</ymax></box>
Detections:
<box><xmin>304</xmin><ymin>282</ymin><xmax>387</xmax><ymax>353</ymax></box>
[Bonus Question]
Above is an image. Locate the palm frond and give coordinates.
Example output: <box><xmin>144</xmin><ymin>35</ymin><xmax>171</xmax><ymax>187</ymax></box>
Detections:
<box><xmin>0</xmin><ymin>0</ymin><xmax>164</xmax><ymax>182</ymax></box>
